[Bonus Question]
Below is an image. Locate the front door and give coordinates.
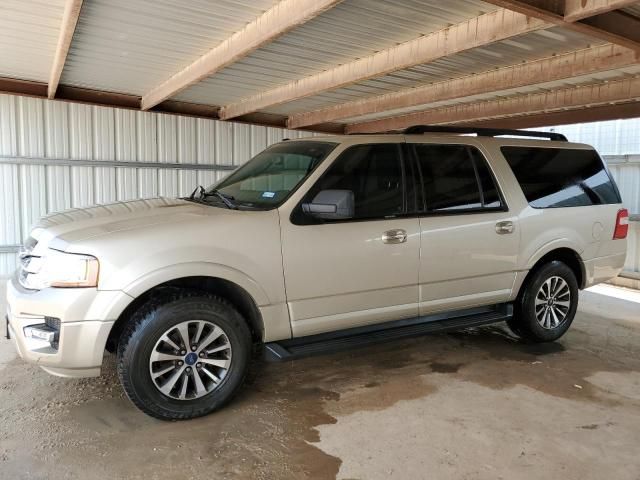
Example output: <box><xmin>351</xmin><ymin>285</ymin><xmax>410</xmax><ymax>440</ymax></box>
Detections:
<box><xmin>279</xmin><ymin>143</ymin><xmax>420</xmax><ymax>337</ymax></box>
<box><xmin>407</xmin><ymin>140</ymin><xmax>520</xmax><ymax>315</ymax></box>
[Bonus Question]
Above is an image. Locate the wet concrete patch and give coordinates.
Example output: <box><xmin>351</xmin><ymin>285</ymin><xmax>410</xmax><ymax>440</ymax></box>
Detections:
<box><xmin>1</xmin><ymin>289</ymin><xmax>639</xmax><ymax>479</ymax></box>
<box><xmin>429</xmin><ymin>361</ymin><xmax>463</xmax><ymax>373</ymax></box>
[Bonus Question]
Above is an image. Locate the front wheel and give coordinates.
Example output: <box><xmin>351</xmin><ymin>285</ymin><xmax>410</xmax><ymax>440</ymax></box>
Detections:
<box><xmin>117</xmin><ymin>292</ymin><xmax>252</xmax><ymax>420</ymax></box>
<box><xmin>507</xmin><ymin>261</ymin><xmax>579</xmax><ymax>342</ymax></box>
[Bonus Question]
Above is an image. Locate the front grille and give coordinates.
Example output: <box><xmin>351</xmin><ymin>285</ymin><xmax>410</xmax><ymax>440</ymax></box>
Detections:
<box><xmin>45</xmin><ymin>316</ymin><xmax>61</xmax><ymax>331</ymax></box>
<box><xmin>44</xmin><ymin>316</ymin><xmax>61</xmax><ymax>350</ymax></box>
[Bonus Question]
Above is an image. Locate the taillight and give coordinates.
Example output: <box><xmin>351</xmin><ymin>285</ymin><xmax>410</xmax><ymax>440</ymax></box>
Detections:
<box><xmin>613</xmin><ymin>208</ymin><xmax>629</xmax><ymax>239</ymax></box>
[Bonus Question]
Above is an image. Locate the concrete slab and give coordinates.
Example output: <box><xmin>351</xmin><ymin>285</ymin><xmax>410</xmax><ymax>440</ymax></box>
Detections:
<box><xmin>0</xmin><ymin>281</ymin><xmax>639</xmax><ymax>479</ymax></box>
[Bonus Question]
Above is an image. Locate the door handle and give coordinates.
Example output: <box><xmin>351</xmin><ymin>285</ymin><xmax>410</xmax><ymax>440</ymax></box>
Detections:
<box><xmin>495</xmin><ymin>221</ymin><xmax>515</xmax><ymax>235</ymax></box>
<box><xmin>382</xmin><ymin>229</ymin><xmax>407</xmax><ymax>244</ymax></box>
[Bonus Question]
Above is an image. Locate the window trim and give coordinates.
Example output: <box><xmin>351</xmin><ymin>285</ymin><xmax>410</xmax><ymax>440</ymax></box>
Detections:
<box><xmin>500</xmin><ymin>145</ymin><xmax>623</xmax><ymax>209</ymax></box>
<box><xmin>290</xmin><ymin>142</ymin><xmax>411</xmax><ymax>226</ymax></box>
<box><xmin>409</xmin><ymin>143</ymin><xmax>509</xmax><ymax>216</ymax></box>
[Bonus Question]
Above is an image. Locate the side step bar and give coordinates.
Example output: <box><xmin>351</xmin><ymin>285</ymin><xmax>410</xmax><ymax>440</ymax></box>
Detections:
<box><xmin>264</xmin><ymin>303</ymin><xmax>513</xmax><ymax>361</ymax></box>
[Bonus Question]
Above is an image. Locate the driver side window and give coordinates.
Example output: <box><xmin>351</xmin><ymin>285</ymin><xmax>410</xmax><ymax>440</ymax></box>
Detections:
<box><xmin>305</xmin><ymin>143</ymin><xmax>404</xmax><ymax>221</ymax></box>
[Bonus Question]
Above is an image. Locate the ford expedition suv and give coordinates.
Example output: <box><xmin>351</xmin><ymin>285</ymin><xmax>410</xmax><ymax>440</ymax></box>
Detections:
<box><xmin>6</xmin><ymin>126</ymin><xmax>628</xmax><ymax>420</ymax></box>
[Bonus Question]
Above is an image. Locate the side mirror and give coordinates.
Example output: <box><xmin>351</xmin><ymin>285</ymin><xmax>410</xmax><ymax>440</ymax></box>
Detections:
<box><xmin>302</xmin><ymin>189</ymin><xmax>354</xmax><ymax>220</ymax></box>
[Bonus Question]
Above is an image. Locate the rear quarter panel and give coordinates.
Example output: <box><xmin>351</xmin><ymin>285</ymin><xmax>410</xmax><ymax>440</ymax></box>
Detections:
<box><xmin>482</xmin><ymin>139</ymin><xmax>627</xmax><ymax>291</ymax></box>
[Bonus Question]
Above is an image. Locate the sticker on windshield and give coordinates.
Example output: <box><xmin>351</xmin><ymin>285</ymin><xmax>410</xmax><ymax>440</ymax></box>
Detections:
<box><xmin>262</xmin><ymin>191</ymin><xmax>275</xmax><ymax>198</ymax></box>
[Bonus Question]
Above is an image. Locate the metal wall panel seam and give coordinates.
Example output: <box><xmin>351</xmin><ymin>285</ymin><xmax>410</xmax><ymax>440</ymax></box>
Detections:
<box><xmin>0</xmin><ymin>156</ymin><xmax>236</xmax><ymax>170</ymax></box>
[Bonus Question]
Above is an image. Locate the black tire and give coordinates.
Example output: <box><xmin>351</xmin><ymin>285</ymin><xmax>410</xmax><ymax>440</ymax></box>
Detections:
<box><xmin>507</xmin><ymin>260</ymin><xmax>579</xmax><ymax>343</ymax></box>
<box><xmin>117</xmin><ymin>291</ymin><xmax>252</xmax><ymax>420</ymax></box>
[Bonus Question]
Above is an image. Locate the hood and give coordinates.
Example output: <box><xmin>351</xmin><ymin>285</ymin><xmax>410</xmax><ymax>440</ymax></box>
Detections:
<box><xmin>31</xmin><ymin>197</ymin><xmax>221</xmax><ymax>249</ymax></box>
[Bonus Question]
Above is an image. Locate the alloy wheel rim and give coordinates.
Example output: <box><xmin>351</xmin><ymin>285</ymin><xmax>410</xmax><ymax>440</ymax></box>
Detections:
<box><xmin>535</xmin><ymin>276</ymin><xmax>571</xmax><ymax>330</ymax></box>
<box><xmin>149</xmin><ymin>320</ymin><xmax>232</xmax><ymax>400</ymax></box>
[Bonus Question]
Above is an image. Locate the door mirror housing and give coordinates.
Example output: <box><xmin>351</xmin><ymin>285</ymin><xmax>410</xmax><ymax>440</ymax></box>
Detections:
<box><xmin>302</xmin><ymin>189</ymin><xmax>354</xmax><ymax>220</ymax></box>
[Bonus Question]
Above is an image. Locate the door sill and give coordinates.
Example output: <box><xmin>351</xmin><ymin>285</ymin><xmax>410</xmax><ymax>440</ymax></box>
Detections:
<box><xmin>264</xmin><ymin>303</ymin><xmax>513</xmax><ymax>361</ymax></box>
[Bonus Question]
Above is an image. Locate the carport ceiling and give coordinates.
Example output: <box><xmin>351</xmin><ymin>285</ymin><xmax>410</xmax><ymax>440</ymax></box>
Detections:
<box><xmin>1</xmin><ymin>0</ymin><xmax>639</xmax><ymax>133</ymax></box>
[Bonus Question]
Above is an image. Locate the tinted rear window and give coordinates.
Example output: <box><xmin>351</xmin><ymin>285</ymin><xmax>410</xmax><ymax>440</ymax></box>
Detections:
<box><xmin>501</xmin><ymin>146</ymin><xmax>621</xmax><ymax>208</ymax></box>
<box><xmin>413</xmin><ymin>144</ymin><xmax>504</xmax><ymax>212</ymax></box>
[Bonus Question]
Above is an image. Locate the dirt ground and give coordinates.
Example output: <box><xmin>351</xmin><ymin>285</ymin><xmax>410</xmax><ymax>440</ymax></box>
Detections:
<box><xmin>1</xmin><ymin>282</ymin><xmax>639</xmax><ymax>480</ymax></box>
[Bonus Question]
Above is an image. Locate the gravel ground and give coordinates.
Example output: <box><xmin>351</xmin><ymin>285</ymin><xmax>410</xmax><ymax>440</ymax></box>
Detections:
<box><xmin>1</xmin><ymin>281</ymin><xmax>639</xmax><ymax>480</ymax></box>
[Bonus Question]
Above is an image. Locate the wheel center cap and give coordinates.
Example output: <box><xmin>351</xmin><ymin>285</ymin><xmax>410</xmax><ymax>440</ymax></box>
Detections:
<box><xmin>184</xmin><ymin>352</ymin><xmax>198</xmax><ymax>366</ymax></box>
<box><xmin>547</xmin><ymin>298</ymin><xmax>554</xmax><ymax>306</ymax></box>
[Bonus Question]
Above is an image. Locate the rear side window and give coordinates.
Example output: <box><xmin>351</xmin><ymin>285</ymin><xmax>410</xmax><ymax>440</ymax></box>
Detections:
<box><xmin>413</xmin><ymin>144</ymin><xmax>504</xmax><ymax>212</ymax></box>
<box><xmin>501</xmin><ymin>146</ymin><xmax>621</xmax><ymax>208</ymax></box>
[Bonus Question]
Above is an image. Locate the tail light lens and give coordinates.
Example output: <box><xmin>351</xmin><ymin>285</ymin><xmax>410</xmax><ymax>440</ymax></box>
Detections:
<box><xmin>613</xmin><ymin>208</ymin><xmax>629</xmax><ymax>239</ymax></box>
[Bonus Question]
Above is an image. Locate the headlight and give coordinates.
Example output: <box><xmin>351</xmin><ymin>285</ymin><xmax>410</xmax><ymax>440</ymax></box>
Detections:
<box><xmin>20</xmin><ymin>249</ymin><xmax>99</xmax><ymax>290</ymax></box>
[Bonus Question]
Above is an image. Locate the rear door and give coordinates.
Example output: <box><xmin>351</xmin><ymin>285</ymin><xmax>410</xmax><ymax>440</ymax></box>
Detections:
<box><xmin>279</xmin><ymin>142</ymin><xmax>420</xmax><ymax>337</ymax></box>
<box><xmin>406</xmin><ymin>140</ymin><xmax>520</xmax><ymax>315</ymax></box>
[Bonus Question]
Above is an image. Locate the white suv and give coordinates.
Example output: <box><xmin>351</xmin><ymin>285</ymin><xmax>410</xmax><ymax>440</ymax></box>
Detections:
<box><xmin>6</xmin><ymin>126</ymin><xmax>628</xmax><ymax>419</ymax></box>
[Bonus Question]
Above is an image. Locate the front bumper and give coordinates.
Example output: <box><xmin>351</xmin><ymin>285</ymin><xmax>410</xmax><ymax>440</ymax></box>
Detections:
<box><xmin>6</xmin><ymin>277</ymin><xmax>132</xmax><ymax>378</ymax></box>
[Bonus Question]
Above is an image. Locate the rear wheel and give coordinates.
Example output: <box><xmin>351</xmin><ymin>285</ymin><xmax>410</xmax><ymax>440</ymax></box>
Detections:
<box><xmin>117</xmin><ymin>292</ymin><xmax>252</xmax><ymax>420</ymax></box>
<box><xmin>507</xmin><ymin>261</ymin><xmax>579</xmax><ymax>342</ymax></box>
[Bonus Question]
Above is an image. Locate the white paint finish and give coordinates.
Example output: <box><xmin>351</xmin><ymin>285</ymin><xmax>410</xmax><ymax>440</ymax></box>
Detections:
<box><xmin>177</xmin><ymin>116</ymin><xmax>197</xmax><ymax>164</ymax></box>
<box><xmin>70</xmin><ymin>166</ymin><xmax>94</xmax><ymax>208</ymax></box>
<box><xmin>0</xmin><ymin>96</ymin><xmax>18</xmax><ymax>156</ymax></box>
<box><xmin>0</xmin><ymin>165</ymin><xmax>21</xmax><ymax>245</ymax></box>
<box><xmin>44</xmin><ymin>101</ymin><xmax>69</xmax><ymax>158</ymax></box>
<box><xmin>157</xmin><ymin>114</ymin><xmax>177</xmax><ymax>164</ymax></box>
<box><xmin>116</xmin><ymin>168</ymin><xmax>137</xmax><ymax>202</ymax></box>
<box><xmin>92</xmin><ymin>106</ymin><xmax>115</xmax><ymax>161</ymax></box>
<box><xmin>114</xmin><ymin>109</ymin><xmax>137</xmax><ymax>162</ymax></box>
<box><xmin>46</xmin><ymin>166</ymin><xmax>72</xmax><ymax>214</ymax></box>
<box><xmin>19</xmin><ymin>165</ymin><xmax>47</xmax><ymax>240</ymax></box>
<box><xmin>196</xmin><ymin>119</ymin><xmax>216</xmax><ymax>165</ymax></box>
<box><xmin>0</xmin><ymin>0</ymin><xmax>66</xmax><ymax>82</ymax></box>
<box><xmin>17</xmin><ymin>97</ymin><xmax>45</xmax><ymax>157</ymax></box>
<box><xmin>69</xmin><ymin>103</ymin><xmax>93</xmax><ymax>160</ymax></box>
<box><xmin>60</xmin><ymin>0</ymin><xmax>279</xmax><ymax>95</ymax></box>
<box><xmin>136</xmin><ymin>111</ymin><xmax>157</xmax><ymax>162</ymax></box>
<box><xmin>94</xmin><ymin>166</ymin><xmax>116</xmax><ymax>205</ymax></box>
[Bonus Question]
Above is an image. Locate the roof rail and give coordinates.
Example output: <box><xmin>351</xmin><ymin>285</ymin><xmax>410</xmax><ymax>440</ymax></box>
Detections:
<box><xmin>402</xmin><ymin>125</ymin><xmax>568</xmax><ymax>142</ymax></box>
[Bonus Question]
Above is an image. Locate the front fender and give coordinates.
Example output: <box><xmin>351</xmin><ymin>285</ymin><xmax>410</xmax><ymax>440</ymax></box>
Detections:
<box><xmin>120</xmin><ymin>262</ymin><xmax>271</xmax><ymax>307</ymax></box>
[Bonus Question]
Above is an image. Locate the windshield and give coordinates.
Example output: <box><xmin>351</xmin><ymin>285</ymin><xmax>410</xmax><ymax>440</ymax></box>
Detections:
<box><xmin>205</xmin><ymin>141</ymin><xmax>337</xmax><ymax>209</ymax></box>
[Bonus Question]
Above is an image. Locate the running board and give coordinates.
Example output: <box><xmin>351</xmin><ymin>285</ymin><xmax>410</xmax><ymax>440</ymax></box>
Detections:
<box><xmin>264</xmin><ymin>303</ymin><xmax>513</xmax><ymax>361</ymax></box>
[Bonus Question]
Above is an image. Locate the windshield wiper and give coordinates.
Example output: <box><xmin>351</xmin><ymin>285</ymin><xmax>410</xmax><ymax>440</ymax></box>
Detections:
<box><xmin>191</xmin><ymin>185</ymin><xmax>237</xmax><ymax>210</ymax></box>
<box><xmin>207</xmin><ymin>190</ymin><xmax>237</xmax><ymax>209</ymax></box>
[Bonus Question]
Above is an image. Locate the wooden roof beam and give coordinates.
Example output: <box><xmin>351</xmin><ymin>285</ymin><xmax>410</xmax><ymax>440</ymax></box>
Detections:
<box><xmin>483</xmin><ymin>0</ymin><xmax>640</xmax><ymax>51</ymax></box>
<box><xmin>287</xmin><ymin>44</ymin><xmax>638</xmax><ymax>128</ymax></box>
<box><xmin>218</xmin><ymin>9</ymin><xmax>550</xmax><ymax>120</ymax></box>
<box><xmin>141</xmin><ymin>0</ymin><xmax>343</xmax><ymax>111</ymax></box>
<box><xmin>48</xmin><ymin>0</ymin><xmax>83</xmax><ymax>99</ymax></box>
<box><xmin>345</xmin><ymin>76</ymin><xmax>640</xmax><ymax>133</ymax></box>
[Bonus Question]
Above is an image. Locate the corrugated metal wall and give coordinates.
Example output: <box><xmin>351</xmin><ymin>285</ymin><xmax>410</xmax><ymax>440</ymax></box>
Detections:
<box><xmin>1</xmin><ymin>96</ymin><xmax>639</xmax><ymax>279</ymax></box>
<box><xmin>0</xmin><ymin>94</ymin><xmax>316</xmax><ymax>276</ymax></box>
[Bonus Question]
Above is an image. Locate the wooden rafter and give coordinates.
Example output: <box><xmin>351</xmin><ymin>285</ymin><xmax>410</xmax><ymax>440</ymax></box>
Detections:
<box><xmin>141</xmin><ymin>0</ymin><xmax>343</xmax><ymax>111</ymax></box>
<box><xmin>218</xmin><ymin>9</ymin><xmax>550</xmax><ymax>120</ymax></box>
<box><xmin>287</xmin><ymin>44</ymin><xmax>637</xmax><ymax>128</ymax></box>
<box><xmin>483</xmin><ymin>0</ymin><xmax>640</xmax><ymax>51</ymax></box>
<box><xmin>564</xmin><ymin>0</ymin><xmax>639</xmax><ymax>22</ymax></box>
<box><xmin>48</xmin><ymin>0</ymin><xmax>83</xmax><ymax>99</ymax></box>
<box><xmin>346</xmin><ymin>76</ymin><xmax>640</xmax><ymax>133</ymax></box>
